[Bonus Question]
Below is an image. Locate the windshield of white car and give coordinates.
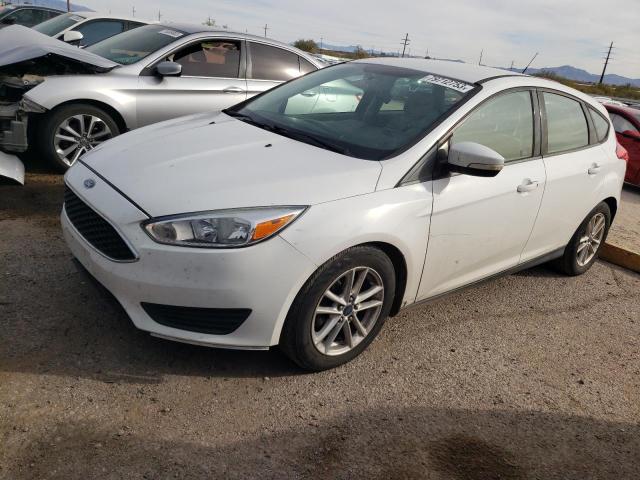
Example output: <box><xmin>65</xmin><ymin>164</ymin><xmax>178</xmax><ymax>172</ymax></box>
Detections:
<box><xmin>225</xmin><ymin>63</ymin><xmax>476</xmax><ymax>161</ymax></box>
<box><xmin>87</xmin><ymin>25</ymin><xmax>186</xmax><ymax>65</ymax></box>
<box><xmin>33</xmin><ymin>13</ymin><xmax>84</xmax><ymax>36</ymax></box>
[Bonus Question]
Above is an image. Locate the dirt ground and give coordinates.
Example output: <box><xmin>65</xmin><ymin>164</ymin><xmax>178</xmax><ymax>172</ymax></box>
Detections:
<box><xmin>1</xmin><ymin>173</ymin><xmax>639</xmax><ymax>479</ymax></box>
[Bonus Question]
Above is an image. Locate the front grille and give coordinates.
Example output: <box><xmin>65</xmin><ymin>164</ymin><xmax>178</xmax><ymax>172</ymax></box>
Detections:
<box><xmin>141</xmin><ymin>303</ymin><xmax>251</xmax><ymax>335</ymax></box>
<box><xmin>64</xmin><ymin>185</ymin><xmax>136</xmax><ymax>261</ymax></box>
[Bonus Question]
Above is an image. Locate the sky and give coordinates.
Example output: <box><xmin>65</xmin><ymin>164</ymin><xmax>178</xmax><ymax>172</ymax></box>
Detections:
<box><xmin>83</xmin><ymin>0</ymin><xmax>640</xmax><ymax>79</ymax></box>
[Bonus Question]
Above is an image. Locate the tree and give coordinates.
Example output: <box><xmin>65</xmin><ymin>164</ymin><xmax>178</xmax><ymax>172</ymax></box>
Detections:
<box><xmin>353</xmin><ymin>46</ymin><xmax>368</xmax><ymax>59</ymax></box>
<box><xmin>293</xmin><ymin>39</ymin><xmax>318</xmax><ymax>53</ymax></box>
<box><xmin>203</xmin><ymin>16</ymin><xmax>216</xmax><ymax>27</ymax></box>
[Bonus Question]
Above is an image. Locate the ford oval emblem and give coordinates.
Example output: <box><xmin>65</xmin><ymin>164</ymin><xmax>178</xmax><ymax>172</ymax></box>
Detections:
<box><xmin>84</xmin><ymin>178</ymin><xmax>96</xmax><ymax>189</ymax></box>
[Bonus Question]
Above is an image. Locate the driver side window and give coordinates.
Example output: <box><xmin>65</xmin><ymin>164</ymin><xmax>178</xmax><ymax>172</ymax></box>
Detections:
<box><xmin>168</xmin><ymin>39</ymin><xmax>241</xmax><ymax>78</ymax></box>
<box><xmin>452</xmin><ymin>90</ymin><xmax>534</xmax><ymax>162</ymax></box>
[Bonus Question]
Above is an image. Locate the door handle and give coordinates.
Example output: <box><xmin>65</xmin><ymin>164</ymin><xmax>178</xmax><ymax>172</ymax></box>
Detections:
<box><xmin>588</xmin><ymin>164</ymin><xmax>601</xmax><ymax>175</ymax></box>
<box><xmin>517</xmin><ymin>179</ymin><xmax>539</xmax><ymax>193</ymax></box>
<box><xmin>222</xmin><ymin>86</ymin><xmax>246</xmax><ymax>94</ymax></box>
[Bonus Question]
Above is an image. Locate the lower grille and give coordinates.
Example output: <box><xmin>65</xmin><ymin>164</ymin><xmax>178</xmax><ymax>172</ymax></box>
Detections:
<box><xmin>141</xmin><ymin>303</ymin><xmax>251</xmax><ymax>335</ymax></box>
<box><xmin>64</xmin><ymin>185</ymin><xmax>136</xmax><ymax>261</ymax></box>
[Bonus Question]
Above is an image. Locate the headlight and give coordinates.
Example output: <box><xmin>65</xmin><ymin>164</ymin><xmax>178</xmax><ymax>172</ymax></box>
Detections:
<box><xmin>142</xmin><ymin>207</ymin><xmax>307</xmax><ymax>248</ymax></box>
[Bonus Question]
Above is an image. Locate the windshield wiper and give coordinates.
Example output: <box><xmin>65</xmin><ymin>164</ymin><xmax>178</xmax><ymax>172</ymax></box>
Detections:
<box><xmin>223</xmin><ymin>110</ymin><xmax>350</xmax><ymax>155</ymax></box>
<box><xmin>268</xmin><ymin>125</ymin><xmax>350</xmax><ymax>156</ymax></box>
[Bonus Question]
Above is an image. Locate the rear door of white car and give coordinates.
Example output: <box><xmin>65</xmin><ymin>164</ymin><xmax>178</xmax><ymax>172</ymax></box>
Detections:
<box><xmin>136</xmin><ymin>37</ymin><xmax>248</xmax><ymax>126</ymax></box>
<box><xmin>417</xmin><ymin>88</ymin><xmax>546</xmax><ymax>299</ymax></box>
<box><xmin>519</xmin><ymin>90</ymin><xmax>613</xmax><ymax>262</ymax></box>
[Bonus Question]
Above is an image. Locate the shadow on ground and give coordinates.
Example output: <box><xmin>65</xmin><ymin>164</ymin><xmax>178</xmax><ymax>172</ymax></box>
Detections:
<box><xmin>4</xmin><ymin>407</ymin><xmax>639</xmax><ymax>479</ymax></box>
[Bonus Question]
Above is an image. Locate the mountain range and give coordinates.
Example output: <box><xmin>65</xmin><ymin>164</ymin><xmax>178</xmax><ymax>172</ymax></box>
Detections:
<box><xmin>7</xmin><ymin>0</ymin><xmax>90</xmax><ymax>11</ymax></box>
<box><xmin>319</xmin><ymin>44</ymin><xmax>639</xmax><ymax>87</ymax></box>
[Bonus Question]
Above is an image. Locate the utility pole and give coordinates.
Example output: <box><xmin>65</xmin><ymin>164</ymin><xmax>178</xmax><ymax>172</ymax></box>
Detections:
<box><xmin>509</xmin><ymin>60</ymin><xmax>514</xmax><ymax>70</ymax></box>
<box><xmin>599</xmin><ymin>41</ymin><xmax>614</xmax><ymax>84</ymax></box>
<box><xmin>521</xmin><ymin>52</ymin><xmax>538</xmax><ymax>74</ymax></box>
<box><xmin>320</xmin><ymin>37</ymin><xmax>323</xmax><ymax>50</ymax></box>
<box><xmin>157</xmin><ymin>10</ymin><xmax>161</xmax><ymax>21</ymax></box>
<box><xmin>400</xmin><ymin>33</ymin><xmax>410</xmax><ymax>58</ymax></box>
<box><xmin>131</xmin><ymin>6</ymin><xmax>135</xmax><ymax>17</ymax></box>
<box><xmin>478</xmin><ymin>49</ymin><xmax>483</xmax><ymax>65</ymax></box>
<box><xmin>263</xmin><ymin>24</ymin><xmax>269</xmax><ymax>38</ymax></box>
<box><xmin>66</xmin><ymin>0</ymin><xmax>70</xmax><ymax>12</ymax></box>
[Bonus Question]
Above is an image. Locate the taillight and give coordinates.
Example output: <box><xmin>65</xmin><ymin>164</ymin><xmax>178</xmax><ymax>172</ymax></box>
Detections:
<box><xmin>616</xmin><ymin>142</ymin><xmax>629</xmax><ymax>162</ymax></box>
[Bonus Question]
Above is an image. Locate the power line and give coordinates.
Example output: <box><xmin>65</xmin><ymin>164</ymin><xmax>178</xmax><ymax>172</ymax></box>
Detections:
<box><xmin>400</xmin><ymin>33</ymin><xmax>410</xmax><ymax>58</ymax></box>
<box><xmin>599</xmin><ymin>41</ymin><xmax>614</xmax><ymax>84</ymax></box>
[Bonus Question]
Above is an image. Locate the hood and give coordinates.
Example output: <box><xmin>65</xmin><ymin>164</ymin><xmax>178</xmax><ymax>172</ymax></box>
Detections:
<box><xmin>81</xmin><ymin>112</ymin><xmax>382</xmax><ymax>217</ymax></box>
<box><xmin>0</xmin><ymin>25</ymin><xmax>118</xmax><ymax>75</ymax></box>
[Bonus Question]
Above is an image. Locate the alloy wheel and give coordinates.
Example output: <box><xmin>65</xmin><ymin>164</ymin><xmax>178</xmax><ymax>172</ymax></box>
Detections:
<box><xmin>312</xmin><ymin>266</ymin><xmax>385</xmax><ymax>356</ymax></box>
<box><xmin>576</xmin><ymin>212</ymin><xmax>606</xmax><ymax>267</ymax></box>
<box><xmin>54</xmin><ymin>114</ymin><xmax>113</xmax><ymax>167</ymax></box>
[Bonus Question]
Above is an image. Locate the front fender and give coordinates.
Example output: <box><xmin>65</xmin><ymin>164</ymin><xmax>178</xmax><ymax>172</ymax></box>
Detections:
<box><xmin>280</xmin><ymin>183</ymin><xmax>433</xmax><ymax>314</ymax></box>
<box><xmin>24</xmin><ymin>74</ymin><xmax>138</xmax><ymax>128</ymax></box>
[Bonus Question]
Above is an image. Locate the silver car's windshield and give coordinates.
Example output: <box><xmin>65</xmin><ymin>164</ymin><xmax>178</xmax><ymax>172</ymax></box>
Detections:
<box><xmin>33</xmin><ymin>13</ymin><xmax>84</xmax><ymax>36</ymax></box>
<box><xmin>225</xmin><ymin>63</ymin><xmax>476</xmax><ymax>160</ymax></box>
<box><xmin>87</xmin><ymin>25</ymin><xmax>186</xmax><ymax>65</ymax></box>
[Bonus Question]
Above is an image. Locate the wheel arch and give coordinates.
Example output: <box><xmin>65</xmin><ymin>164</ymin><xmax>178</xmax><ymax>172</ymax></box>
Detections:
<box><xmin>602</xmin><ymin>196</ymin><xmax>617</xmax><ymax>221</ymax></box>
<box><xmin>365</xmin><ymin>241</ymin><xmax>408</xmax><ymax>317</ymax></box>
<box><xmin>46</xmin><ymin>99</ymin><xmax>128</xmax><ymax>134</ymax></box>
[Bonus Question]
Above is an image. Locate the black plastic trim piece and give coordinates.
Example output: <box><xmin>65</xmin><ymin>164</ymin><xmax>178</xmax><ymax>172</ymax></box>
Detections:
<box><xmin>141</xmin><ymin>303</ymin><xmax>251</xmax><ymax>335</ymax></box>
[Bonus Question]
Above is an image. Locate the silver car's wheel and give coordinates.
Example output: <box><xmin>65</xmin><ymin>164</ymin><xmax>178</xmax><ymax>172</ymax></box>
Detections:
<box><xmin>576</xmin><ymin>212</ymin><xmax>606</xmax><ymax>267</ymax></box>
<box><xmin>312</xmin><ymin>266</ymin><xmax>384</xmax><ymax>356</ymax></box>
<box><xmin>54</xmin><ymin>114</ymin><xmax>114</xmax><ymax>167</ymax></box>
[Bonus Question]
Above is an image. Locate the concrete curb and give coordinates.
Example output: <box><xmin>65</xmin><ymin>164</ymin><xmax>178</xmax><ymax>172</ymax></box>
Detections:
<box><xmin>600</xmin><ymin>242</ymin><xmax>640</xmax><ymax>273</ymax></box>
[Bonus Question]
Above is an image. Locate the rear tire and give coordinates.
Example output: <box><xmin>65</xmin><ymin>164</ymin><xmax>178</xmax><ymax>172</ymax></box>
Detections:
<box><xmin>280</xmin><ymin>246</ymin><xmax>396</xmax><ymax>371</ymax></box>
<box><xmin>555</xmin><ymin>202</ymin><xmax>611</xmax><ymax>276</ymax></box>
<box><xmin>39</xmin><ymin>103</ymin><xmax>120</xmax><ymax>172</ymax></box>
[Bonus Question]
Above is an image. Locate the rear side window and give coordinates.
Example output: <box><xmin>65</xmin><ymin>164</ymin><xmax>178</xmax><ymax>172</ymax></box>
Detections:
<box><xmin>250</xmin><ymin>43</ymin><xmax>301</xmax><ymax>81</ymax></box>
<box><xmin>543</xmin><ymin>92</ymin><xmax>588</xmax><ymax>154</ymax></box>
<box><xmin>169</xmin><ymin>39</ymin><xmax>241</xmax><ymax>78</ymax></box>
<box><xmin>452</xmin><ymin>90</ymin><xmax>534</xmax><ymax>162</ymax></box>
<box><xmin>589</xmin><ymin>107</ymin><xmax>610</xmax><ymax>142</ymax></box>
<box><xmin>75</xmin><ymin>20</ymin><xmax>125</xmax><ymax>47</ymax></box>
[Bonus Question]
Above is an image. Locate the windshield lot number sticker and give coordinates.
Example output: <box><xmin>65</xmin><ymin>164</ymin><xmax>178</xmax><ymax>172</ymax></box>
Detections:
<box><xmin>158</xmin><ymin>29</ymin><xmax>183</xmax><ymax>38</ymax></box>
<box><xmin>420</xmin><ymin>74</ymin><xmax>474</xmax><ymax>93</ymax></box>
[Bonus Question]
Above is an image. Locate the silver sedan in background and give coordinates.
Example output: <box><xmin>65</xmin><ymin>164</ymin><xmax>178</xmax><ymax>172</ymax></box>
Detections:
<box><xmin>0</xmin><ymin>23</ymin><xmax>325</xmax><ymax>176</ymax></box>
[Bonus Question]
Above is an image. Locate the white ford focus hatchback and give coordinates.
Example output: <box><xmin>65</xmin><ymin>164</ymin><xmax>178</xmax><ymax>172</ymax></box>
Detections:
<box><xmin>62</xmin><ymin>59</ymin><xmax>626</xmax><ymax>370</ymax></box>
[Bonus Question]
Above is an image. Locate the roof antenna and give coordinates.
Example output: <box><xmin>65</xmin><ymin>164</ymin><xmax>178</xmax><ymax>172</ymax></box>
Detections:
<box><xmin>522</xmin><ymin>52</ymin><xmax>538</xmax><ymax>74</ymax></box>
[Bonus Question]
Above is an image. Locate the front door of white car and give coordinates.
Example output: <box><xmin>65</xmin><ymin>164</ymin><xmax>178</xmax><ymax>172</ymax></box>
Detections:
<box><xmin>136</xmin><ymin>38</ymin><xmax>248</xmax><ymax>127</ymax></box>
<box><xmin>417</xmin><ymin>89</ymin><xmax>546</xmax><ymax>299</ymax></box>
<box><xmin>520</xmin><ymin>91</ymin><xmax>615</xmax><ymax>262</ymax></box>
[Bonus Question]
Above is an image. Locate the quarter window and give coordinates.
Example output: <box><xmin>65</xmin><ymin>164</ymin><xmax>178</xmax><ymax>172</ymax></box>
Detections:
<box><xmin>250</xmin><ymin>43</ymin><xmax>301</xmax><ymax>81</ymax></box>
<box><xmin>543</xmin><ymin>92</ymin><xmax>588</xmax><ymax>154</ymax></box>
<box><xmin>451</xmin><ymin>90</ymin><xmax>534</xmax><ymax>162</ymax></box>
<box><xmin>169</xmin><ymin>40</ymin><xmax>241</xmax><ymax>78</ymax></box>
<box><xmin>589</xmin><ymin>107</ymin><xmax>610</xmax><ymax>142</ymax></box>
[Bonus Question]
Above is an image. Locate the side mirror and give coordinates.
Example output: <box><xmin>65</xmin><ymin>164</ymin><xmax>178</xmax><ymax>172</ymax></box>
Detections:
<box><xmin>63</xmin><ymin>30</ymin><xmax>84</xmax><ymax>44</ymax></box>
<box><xmin>447</xmin><ymin>141</ymin><xmax>505</xmax><ymax>177</ymax></box>
<box><xmin>621</xmin><ymin>129</ymin><xmax>640</xmax><ymax>140</ymax></box>
<box><xmin>156</xmin><ymin>61</ymin><xmax>182</xmax><ymax>77</ymax></box>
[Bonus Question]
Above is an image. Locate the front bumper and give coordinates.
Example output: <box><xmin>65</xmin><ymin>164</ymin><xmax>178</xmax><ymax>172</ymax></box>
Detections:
<box><xmin>61</xmin><ymin>162</ymin><xmax>318</xmax><ymax>349</ymax></box>
<box><xmin>0</xmin><ymin>150</ymin><xmax>24</xmax><ymax>184</ymax></box>
<box><xmin>0</xmin><ymin>102</ymin><xmax>28</xmax><ymax>153</ymax></box>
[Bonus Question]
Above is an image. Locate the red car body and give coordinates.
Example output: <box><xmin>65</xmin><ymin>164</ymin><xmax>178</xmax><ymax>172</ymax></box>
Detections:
<box><xmin>604</xmin><ymin>104</ymin><xmax>640</xmax><ymax>186</ymax></box>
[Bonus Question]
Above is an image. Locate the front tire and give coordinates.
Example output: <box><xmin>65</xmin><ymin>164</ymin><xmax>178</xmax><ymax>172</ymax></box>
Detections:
<box><xmin>280</xmin><ymin>246</ymin><xmax>396</xmax><ymax>371</ymax></box>
<box><xmin>555</xmin><ymin>202</ymin><xmax>611</xmax><ymax>276</ymax></box>
<box><xmin>40</xmin><ymin>104</ymin><xmax>120</xmax><ymax>172</ymax></box>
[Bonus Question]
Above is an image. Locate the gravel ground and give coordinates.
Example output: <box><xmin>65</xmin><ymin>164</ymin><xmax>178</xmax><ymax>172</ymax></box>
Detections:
<box><xmin>1</xmin><ymin>173</ymin><xmax>639</xmax><ymax>480</ymax></box>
